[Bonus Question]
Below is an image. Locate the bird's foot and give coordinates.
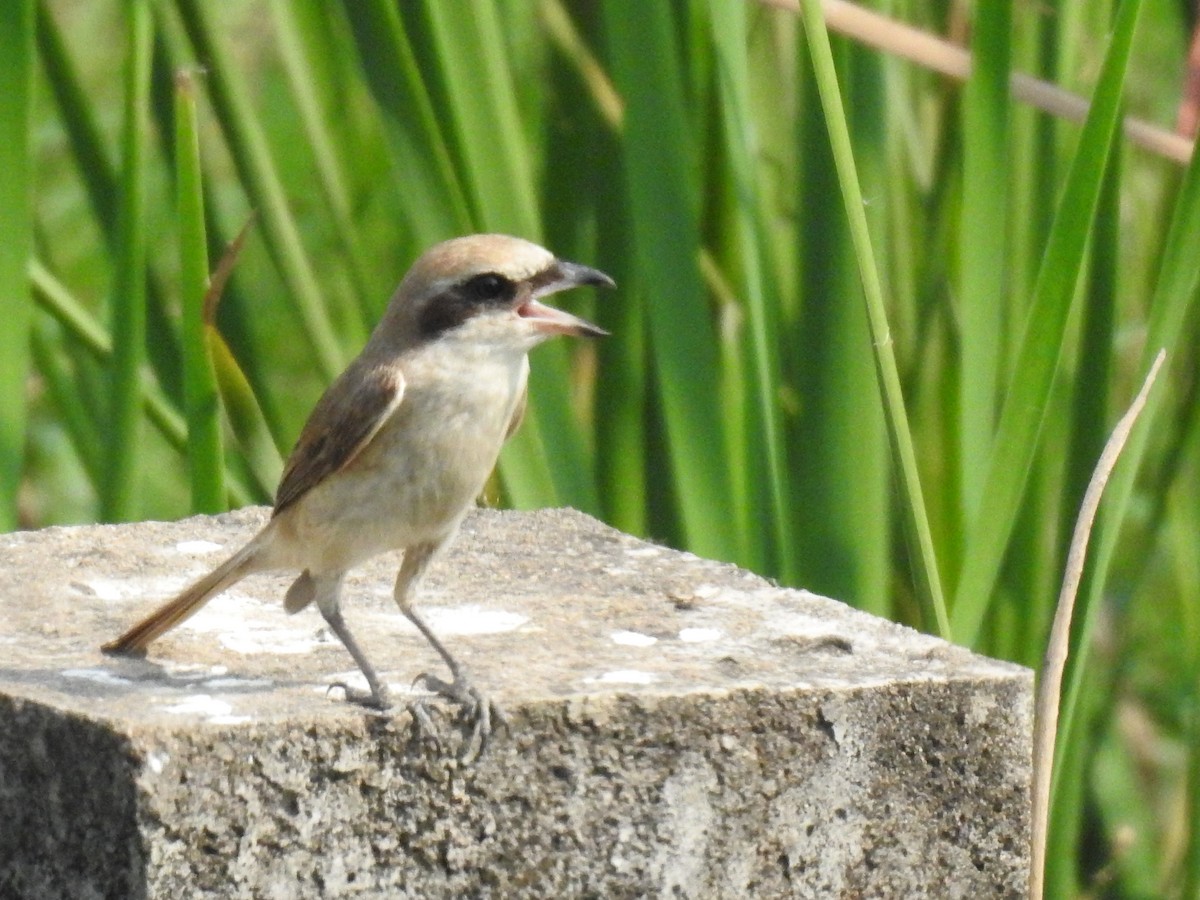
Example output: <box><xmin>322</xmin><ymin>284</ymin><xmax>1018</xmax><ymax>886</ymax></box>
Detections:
<box><xmin>410</xmin><ymin>671</ymin><xmax>507</xmax><ymax>763</ymax></box>
<box><xmin>327</xmin><ymin>680</ymin><xmax>392</xmax><ymax>712</ymax></box>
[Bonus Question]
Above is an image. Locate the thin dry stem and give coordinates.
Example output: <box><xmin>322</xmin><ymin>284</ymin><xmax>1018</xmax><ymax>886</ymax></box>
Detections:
<box><xmin>759</xmin><ymin>0</ymin><xmax>1194</xmax><ymax>164</ymax></box>
<box><xmin>1028</xmin><ymin>349</ymin><xmax>1167</xmax><ymax>900</ymax></box>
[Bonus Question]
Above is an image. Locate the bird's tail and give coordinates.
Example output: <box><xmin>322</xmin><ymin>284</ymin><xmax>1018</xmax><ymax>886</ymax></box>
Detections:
<box><xmin>101</xmin><ymin>541</ymin><xmax>262</xmax><ymax>656</ymax></box>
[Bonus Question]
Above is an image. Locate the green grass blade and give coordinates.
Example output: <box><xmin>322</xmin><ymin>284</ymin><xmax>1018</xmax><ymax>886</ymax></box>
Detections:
<box><xmin>172</xmin><ymin>0</ymin><xmax>345</xmax><ymax>380</ymax></box>
<box><xmin>30</xmin><ymin>262</ymin><xmax>119</xmax><ymax>361</ymax></box>
<box><xmin>208</xmin><ymin>330</ymin><xmax>283</xmax><ymax>499</ymax></box>
<box><xmin>791</xmin><ymin>37</ymin><xmax>891</xmax><ymax>616</ymax></box>
<box><xmin>0</xmin><ymin>0</ymin><xmax>34</xmax><ymax>529</ymax></box>
<box><xmin>175</xmin><ymin>68</ymin><xmax>225</xmax><ymax>513</ymax></box>
<box><xmin>703</xmin><ymin>250</ymin><xmax>763</xmax><ymax>574</ymax></box>
<box><xmin>600</xmin><ymin>1</ymin><xmax>737</xmax><ymax>563</ymax></box>
<box><xmin>1177</xmin><ymin>473</ymin><xmax>1200</xmax><ymax>898</ymax></box>
<box><xmin>268</xmin><ymin>0</ymin><xmax>380</xmax><ymax>329</ymax></box>
<box><xmin>799</xmin><ymin>0</ymin><xmax>949</xmax><ymax>637</ymax></box>
<box><xmin>538</xmin><ymin>3</ymin><xmax>645</xmax><ymax>531</ymax></box>
<box><xmin>419</xmin><ymin>2</ymin><xmax>539</xmax><ymax>236</ymax></box>
<box><xmin>34</xmin><ymin>1</ymin><xmax>118</xmax><ymax>241</ymax></box>
<box><xmin>707</xmin><ymin>0</ymin><xmax>795</xmax><ymax>581</ymax></box>
<box><xmin>1050</xmin><ymin>57</ymin><xmax>1200</xmax><ymax>822</ymax></box>
<box><xmin>30</xmin><ymin>323</ymin><xmax>103</xmax><ymax>488</ymax></box>
<box><xmin>593</xmin><ymin>255</ymin><xmax>648</xmax><ymax>536</ymax></box>
<box><xmin>101</xmin><ymin>0</ymin><xmax>152</xmax><ymax>522</ymax></box>
<box><xmin>339</xmin><ymin>0</ymin><xmax>472</xmax><ymax>245</ymax></box>
<box><xmin>950</xmin><ymin>0</ymin><xmax>1144</xmax><ymax>645</ymax></box>
<box><xmin>1058</xmin><ymin>152</ymin><xmax>1118</xmax><ymax>577</ymax></box>
<box><xmin>37</xmin><ymin>2</ymin><xmax>185</xmax><ymax>402</ymax></box>
<box><xmin>957</xmin><ymin>0</ymin><xmax>1011</xmax><ymax>522</ymax></box>
<box><xmin>30</xmin><ymin>260</ymin><xmax>255</xmax><ymax>507</ymax></box>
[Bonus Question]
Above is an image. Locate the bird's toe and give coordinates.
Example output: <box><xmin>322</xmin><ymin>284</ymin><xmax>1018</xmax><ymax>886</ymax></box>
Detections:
<box><xmin>328</xmin><ymin>680</ymin><xmax>392</xmax><ymax>711</ymax></box>
<box><xmin>410</xmin><ymin>671</ymin><xmax>504</xmax><ymax>763</ymax></box>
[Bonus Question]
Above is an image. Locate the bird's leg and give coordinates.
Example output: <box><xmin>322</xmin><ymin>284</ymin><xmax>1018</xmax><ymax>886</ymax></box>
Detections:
<box><xmin>396</xmin><ymin>543</ymin><xmax>506</xmax><ymax>761</ymax></box>
<box><xmin>315</xmin><ymin>573</ymin><xmax>391</xmax><ymax>711</ymax></box>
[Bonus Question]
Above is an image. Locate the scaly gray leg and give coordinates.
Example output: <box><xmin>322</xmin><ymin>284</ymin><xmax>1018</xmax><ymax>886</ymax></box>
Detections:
<box><xmin>315</xmin><ymin>572</ymin><xmax>391</xmax><ymax>710</ymax></box>
<box><xmin>395</xmin><ymin>542</ymin><xmax>506</xmax><ymax>762</ymax></box>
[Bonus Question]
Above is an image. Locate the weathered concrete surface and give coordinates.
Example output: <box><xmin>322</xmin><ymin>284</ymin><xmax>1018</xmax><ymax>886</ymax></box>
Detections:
<box><xmin>0</xmin><ymin>507</ymin><xmax>1031</xmax><ymax>898</ymax></box>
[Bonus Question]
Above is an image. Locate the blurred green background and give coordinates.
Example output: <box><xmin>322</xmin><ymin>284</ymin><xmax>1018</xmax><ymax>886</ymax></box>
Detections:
<box><xmin>3</xmin><ymin>0</ymin><xmax>1200</xmax><ymax>894</ymax></box>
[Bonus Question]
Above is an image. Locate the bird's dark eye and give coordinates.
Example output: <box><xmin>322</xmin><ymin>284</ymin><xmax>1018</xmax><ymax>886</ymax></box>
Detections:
<box><xmin>465</xmin><ymin>273</ymin><xmax>512</xmax><ymax>304</ymax></box>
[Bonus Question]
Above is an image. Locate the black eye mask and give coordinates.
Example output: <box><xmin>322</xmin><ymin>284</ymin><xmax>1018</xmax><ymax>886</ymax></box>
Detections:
<box><xmin>419</xmin><ymin>272</ymin><xmax>518</xmax><ymax>338</ymax></box>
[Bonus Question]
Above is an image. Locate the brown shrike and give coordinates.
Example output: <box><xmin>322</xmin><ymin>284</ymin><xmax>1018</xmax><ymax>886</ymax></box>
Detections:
<box><xmin>103</xmin><ymin>234</ymin><xmax>613</xmax><ymax>756</ymax></box>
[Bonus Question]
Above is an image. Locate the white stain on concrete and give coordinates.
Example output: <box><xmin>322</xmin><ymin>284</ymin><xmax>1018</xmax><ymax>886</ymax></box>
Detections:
<box><xmin>162</xmin><ymin>660</ymin><xmax>226</xmax><ymax>678</ymax></box>
<box><xmin>81</xmin><ymin>576</ymin><xmax>186</xmax><ymax>603</ymax></box>
<box><xmin>156</xmin><ymin>592</ymin><xmax>321</xmax><ymax>655</ymax></box>
<box><xmin>422</xmin><ymin>606</ymin><xmax>528</xmax><ymax>635</ymax></box>
<box><xmin>625</xmin><ymin>546</ymin><xmax>662</xmax><ymax>558</ymax></box>
<box><xmin>679</xmin><ymin>627</ymin><xmax>722</xmax><ymax>643</ymax></box>
<box><xmin>104</xmin><ymin>592</ymin><xmax>526</xmax><ymax>659</ymax></box>
<box><xmin>162</xmin><ymin>694</ymin><xmax>233</xmax><ymax>717</ymax></box>
<box><xmin>316</xmin><ymin>671</ymin><xmax>423</xmax><ymax>698</ymax></box>
<box><xmin>146</xmin><ymin>751</ymin><xmax>169</xmax><ymax>774</ymax></box>
<box><xmin>200</xmin><ymin>676</ymin><xmax>275</xmax><ymax>690</ymax></box>
<box><xmin>174</xmin><ymin>539</ymin><xmax>223</xmax><ymax>555</ymax></box>
<box><xmin>159</xmin><ymin>693</ymin><xmax>251</xmax><ymax>724</ymax></box>
<box><xmin>586</xmin><ymin>670</ymin><xmax>657</xmax><ymax>685</ymax></box>
<box><xmin>611</xmin><ymin>630</ymin><xmax>658</xmax><ymax>647</ymax></box>
<box><xmin>218</xmin><ymin>628</ymin><xmax>323</xmax><ymax>656</ymax></box>
<box><xmin>61</xmin><ymin>667</ymin><xmax>132</xmax><ymax>686</ymax></box>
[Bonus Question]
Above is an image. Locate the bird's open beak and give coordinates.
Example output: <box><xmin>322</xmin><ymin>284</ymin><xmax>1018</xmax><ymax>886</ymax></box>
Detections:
<box><xmin>519</xmin><ymin>259</ymin><xmax>614</xmax><ymax>338</ymax></box>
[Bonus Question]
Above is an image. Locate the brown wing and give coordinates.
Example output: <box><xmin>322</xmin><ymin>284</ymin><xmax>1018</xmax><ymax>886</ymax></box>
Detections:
<box><xmin>273</xmin><ymin>363</ymin><xmax>405</xmax><ymax>516</ymax></box>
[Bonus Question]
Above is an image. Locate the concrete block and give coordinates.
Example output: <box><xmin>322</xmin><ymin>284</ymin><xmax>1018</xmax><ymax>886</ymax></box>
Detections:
<box><xmin>0</xmin><ymin>507</ymin><xmax>1031</xmax><ymax>898</ymax></box>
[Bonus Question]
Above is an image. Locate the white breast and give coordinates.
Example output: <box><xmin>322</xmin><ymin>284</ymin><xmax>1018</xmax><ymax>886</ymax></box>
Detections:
<box><xmin>285</xmin><ymin>340</ymin><xmax>530</xmax><ymax>570</ymax></box>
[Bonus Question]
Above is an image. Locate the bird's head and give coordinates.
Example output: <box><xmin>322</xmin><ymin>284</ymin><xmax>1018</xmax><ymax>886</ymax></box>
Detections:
<box><xmin>386</xmin><ymin>234</ymin><xmax>614</xmax><ymax>352</ymax></box>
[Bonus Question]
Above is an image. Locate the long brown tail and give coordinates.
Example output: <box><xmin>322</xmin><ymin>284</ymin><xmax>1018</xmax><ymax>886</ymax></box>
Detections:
<box><xmin>101</xmin><ymin>541</ymin><xmax>262</xmax><ymax>656</ymax></box>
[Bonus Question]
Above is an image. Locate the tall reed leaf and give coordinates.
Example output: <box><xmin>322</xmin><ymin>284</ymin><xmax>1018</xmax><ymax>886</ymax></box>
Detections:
<box><xmin>340</xmin><ymin>0</ymin><xmax>472</xmax><ymax>245</ymax></box>
<box><xmin>102</xmin><ymin>0</ymin><xmax>152</xmax><ymax>522</ymax></box>
<box><xmin>31</xmin><ymin>323</ymin><xmax>102</xmax><ymax>487</ymax></box>
<box><xmin>957</xmin><ymin>0</ymin><xmax>1011</xmax><ymax>523</ymax></box>
<box><xmin>208</xmin><ymin>332</ymin><xmax>283</xmax><ymax>500</ymax></box>
<box><xmin>31</xmin><ymin>259</ymin><xmax>256</xmax><ymax>508</ymax></box>
<box><xmin>37</xmin><ymin>2</ymin><xmax>184</xmax><ymax>402</ymax></box>
<box><xmin>707</xmin><ymin>0</ymin><xmax>796</xmax><ymax>581</ymax></box>
<box><xmin>0</xmin><ymin>0</ymin><xmax>33</xmax><ymax>529</ymax></box>
<box><xmin>950</xmin><ymin>0</ymin><xmax>1143</xmax><ymax>645</ymax></box>
<box><xmin>798</xmin><ymin>0</ymin><xmax>949</xmax><ymax>636</ymax></box>
<box><xmin>601</xmin><ymin>2</ymin><xmax>737</xmax><ymax>563</ymax></box>
<box><xmin>791</xmin><ymin>38</ymin><xmax>891</xmax><ymax>617</ymax></box>
<box><xmin>1180</xmin><ymin>476</ymin><xmax>1200</xmax><ymax>897</ymax></box>
<box><xmin>35</xmin><ymin>2</ymin><xmax>118</xmax><ymax>246</ymax></box>
<box><xmin>175</xmin><ymin>69</ymin><xmax>224</xmax><ymax>512</ymax></box>
<box><xmin>204</xmin><ymin>217</ymin><xmax>282</xmax><ymax>500</ymax></box>
<box><xmin>1048</xmin><ymin>84</ymin><xmax>1200</xmax><ymax>868</ymax></box>
<box><xmin>172</xmin><ymin>0</ymin><xmax>345</xmax><ymax>380</ymax></box>
<box><xmin>268</xmin><ymin>0</ymin><xmax>379</xmax><ymax>332</ymax></box>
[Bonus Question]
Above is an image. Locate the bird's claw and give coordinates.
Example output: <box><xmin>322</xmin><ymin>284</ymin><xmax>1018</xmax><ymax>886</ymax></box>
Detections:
<box><xmin>410</xmin><ymin>671</ymin><xmax>507</xmax><ymax>763</ymax></box>
<box><xmin>406</xmin><ymin>694</ymin><xmax>444</xmax><ymax>752</ymax></box>
<box><xmin>327</xmin><ymin>680</ymin><xmax>392</xmax><ymax>712</ymax></box>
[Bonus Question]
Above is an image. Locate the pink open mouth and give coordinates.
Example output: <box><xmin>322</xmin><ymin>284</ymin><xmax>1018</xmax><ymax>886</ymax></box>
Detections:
<box><xmin>517</xmin><ymin>299</ymin><xmax>607</xmax><ymax>337</ymax></box>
